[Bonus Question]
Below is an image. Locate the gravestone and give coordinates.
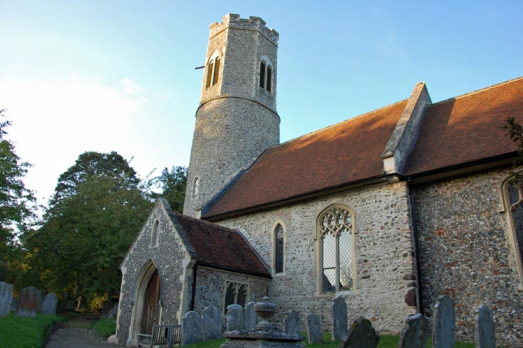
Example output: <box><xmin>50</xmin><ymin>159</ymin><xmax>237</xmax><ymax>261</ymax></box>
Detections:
<box><xmin>0</xmin><ymin>282</ymin><xmax>13</xmax><ymax>317</ymax></box>
<box><xmin>306</xmin><ymin>314</ymin><xmax>323</xmax><ymax>344</ymax></box>
<box><xmin>475</xmin><ymin>305</ymin><xmax>495</xmax><ymax>348</ymax></box>
<box><xmin>339</xmin><ymin>317</ymin><xmax>379</xmax><ymax>348</ymax></box>
<box><xmin>11</xmin><ymin>298</ymin><xmax>19</xmax><ymax>312</ymax></box>
<box><xmin>203</xmin><ymin>306</ymin><xmax>222</xmax><ymax>341</ymax></box>
<box><xmin>36</xmin><ymin>290</ymin><xmax>44</xmax><ymax>313</ymax></box>
<box><xmin>41</xmin><ymin>292</ymin><xmax>58</xmax><ymax>315</ymax></box>
<box><xmin>331</xmin><ymin>295</ymin><xmax>347</xmax><ymax>341</ymax></box>
<box><xmin>244</xmin><ymin>302</ymin><xmax>257</xmax><ymax>330</ymax></box>
<box><xmin>182</xmin><ymin>311</ymin><xmax>203</xmax><ymax>345</ymax></box>
<box><xmin>432</xmin><ymin>296</ymin><xmax>455</xmax><ymax>348</ymax></box>
<box><xmin>398</xmin><ymin>313</ymin><xmax>430</xmax><ymax>348</ymax></box>
<box><xmin>284</xmin><ymin>310</ymin><xmax>301</xmax><ymax>336</ymax></box>
<box><xmin>16</xmin><ymin>286</ymin><xmax>40</xmax><ymax>318</ymax></box>
<box><xmin>107</xmin><ymin>302</ymin><xmax>119</xmax><ymax>319</ymax></box>
<box><xmin>227</xmin><ymin>304</ymin><xmax>244</xmax><ymax>331</ymax></box>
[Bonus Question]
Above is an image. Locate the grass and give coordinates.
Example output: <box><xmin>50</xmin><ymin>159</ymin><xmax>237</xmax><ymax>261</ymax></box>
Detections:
<box><xmin>93</xmin><ymin>317</ymin><xmax>117</xmax><ymax>338</ymax></box>
<box><xmin>183</xmin><ymin>333</ymin><xmax>481</xmax><ymax>348</ymax></box>
<box><xmin>0</xmin><ymin>312</ymin><xmax>64</xmax><ymax>348</ymax></box>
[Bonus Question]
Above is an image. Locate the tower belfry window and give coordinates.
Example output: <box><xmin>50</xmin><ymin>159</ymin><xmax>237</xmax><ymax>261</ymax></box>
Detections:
<box><xmin>206</xmin><ymin>54</ymin><xmax>221</xmax><ymax>88</ymax></box>
<box><xmin>259</xmin><ymin>59</ymin><xmax>273</xmax><ymax>92</ymax></box>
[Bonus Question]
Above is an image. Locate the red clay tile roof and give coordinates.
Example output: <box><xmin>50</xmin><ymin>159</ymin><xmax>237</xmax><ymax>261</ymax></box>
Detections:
<box><xmin>203</xmin><ymin>100</ymin><xmax>408</xmax><ymax>218</ymax></box>
<box><xmin>403</xmin><ymin>77</ymin><xmax>523</xmax><ymax>175</ymax></box>
<box><xmin>174</xmin><ymin>212</ymin><xmax>270</xmax><ymax>277</ymax></box>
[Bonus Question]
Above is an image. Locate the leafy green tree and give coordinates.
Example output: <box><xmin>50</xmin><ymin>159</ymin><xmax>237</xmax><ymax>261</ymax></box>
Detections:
<box><xmin>0</xmin><ymin>110</ymin><xmax>36</xmax><ymax>282</ymax></box>
<box><xmin>27</xmin><ymin>151</ymin><xmax>152</xmax><ymax>299</ymax></box>
<box><xmin>154</xmin><ymin>166</ymin><xmax>187</xmax><ymax>212</ymax></box>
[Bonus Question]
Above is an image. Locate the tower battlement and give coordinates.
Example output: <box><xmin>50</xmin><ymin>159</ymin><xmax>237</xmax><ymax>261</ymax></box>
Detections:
<box><xmin>209</xmin><ymin>14</ymin><xmax>279</xmax><ymax>45</ymax></box>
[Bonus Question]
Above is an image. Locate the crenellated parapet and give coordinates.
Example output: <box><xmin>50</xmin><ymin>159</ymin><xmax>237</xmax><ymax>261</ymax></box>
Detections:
<box><xmin>209</xmin><ymin>14</ymin><xmax>279</xmax><ymax>45</ymax></box>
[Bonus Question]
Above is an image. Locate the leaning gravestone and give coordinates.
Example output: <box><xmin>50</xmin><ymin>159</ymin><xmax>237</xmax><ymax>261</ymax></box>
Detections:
<box><xmin>398</xmin><ymin>313</ymin><xmax>430</xmax><ymax>348</ymax></box>
<box><xmin>16</xmin><ymin>286</ymin><xmax>40</xmax><ymax>318</ymax></box>
<box><xmin>0</xmin><ymin>282</ymin><xmax>13</xmax><ymax>316</ymax></box>
<box><xmin>284</xmin><ymin>310</ymin><xmax>301</xmax><ymax>336</ymax></box>
<box><xmin>42</xmin><ymin>292</ymin><xmax>58</xmax><ymax>315</ymax></box>
<box><xmin>203</xmin><ymin>306</ymin><xmax>222</xmax><ymax>341</ymax></box>
<box><xmin>339</xmin><ymin>317</ymin><xmax>379</xmax><ymax>348</ymax></box>
<box><xmin>227</xmin><ymin>304</ymin><xmax>244</xmax><ymax>331</ymax></box>
<box><xmin>432</xmin><ymin>295</ymin><xmax>455</xmax><ymax>348</ymax></box>
<box><xmin>244</xmin><ymin>302</ymin><xmax>257</xmax><ymax>330</ymax></box>
<box><xmin>182</xmin><ymin>311</ymin><xmax>203</xmax><ymax>345</ymax></box>
<box><xmin>475</xmin><ymin>305</ymin><xmax>496</xmax><ymax>348</ymax></box>
<box><xmin>306</xmin><ymin>314</ymin><xmax>323</xmax><ymax>344</ymax></box>
<box><xmin>332</xmin><ymin>295</ymin><xmax>347</xmax><ymax>341</ymax></box>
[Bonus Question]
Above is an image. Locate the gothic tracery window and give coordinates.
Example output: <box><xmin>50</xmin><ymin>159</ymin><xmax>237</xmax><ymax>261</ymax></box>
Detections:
<box><xmin>504</xmin><ymin>179</ymin><xmax>523</xmax><ymax>282</ymax></box>
<box><xmin>206</xmin><ymin>54</ymin><xmax>221</xmax><ymax>88</ymax></box>
<box><xmin>274</xmin><ymin>223</ymin><xmax>284</xmax><ymax>274</ymax></box>
<box><xmin>317</xmin><ymin>205</ymin><xmax>355</xmax><ymax>293</ymax></box>
<box><xmin>224</xmin><ymin>282</ymin><xmax>249</xmax><ymax>313</ymax></box>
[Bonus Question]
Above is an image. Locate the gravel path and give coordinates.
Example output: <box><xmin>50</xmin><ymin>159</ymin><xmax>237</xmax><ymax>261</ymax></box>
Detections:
<box><xmin>46</xmin><ymin>318</ymin><xmax>124</xmax><ymax>348</ymax></box>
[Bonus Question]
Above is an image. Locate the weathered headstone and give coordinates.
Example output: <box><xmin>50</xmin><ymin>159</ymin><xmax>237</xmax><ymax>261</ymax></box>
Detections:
<box><xmin>182</xmin><ymin>311</ymin><xmax>203</xmax><ymax>345</ymax></box>
<box><xmin>475</xmin><ymin>305</ymin><xmax>496</xmax><ymax>348</ymax></box>
<box><xmin>16</xmin><ymin>286</ymin><xmax>40</xmax><ymax>318</ymax></box>
<box><xmin>398</xmin><ymin>313</ymin><xmax>430</xmax><ymax>348</ymax></box>
<box><xmin>244</xmin><ymin>302</ymin><xmax>257</xmax><ymax>330</ymax></box>
<box><xmin>0</xmin><ymin>282</ymin><xmax>13</xmax><ymax>316</ymax></box>
<box><xmin>203</xmin><ymin>306</ymin><xmax>222</xmax><ymax>341</ymax></box>
<box><xmin>284</xmin><ymin>310</ymin><xmax>301</xmax><ymax>336</ymax></box>
<box><xmin>41</xmin><ymin>292</ymin><xmax>58</xmax><ymax>315</ymax></box>
<box><xmin>332</xmin><ymin>295</ymin><xmax>347</xmax><ymax>341</ymax></box>
<box><xmin>107</xmin><ymin>302</ymin><xmax>119</xmax><ymax>319</ymax></box>
<box><xmin>36</xmin><ymin>290</ymin><xmax>44</xmax><ymax>313</ymax></box>
<box><xmin>339</xmin><ymin>317</ymin><xmax>379</xmax><ymax>348</ymax></box>
<box><xmin>432</xmin><ymin>295</ymin><xmax>455</xmax><ymax>348</ymax></box>
<box><xmin>306</xmin><ymin>314</ymin><xmax>323</xmax><ymax>344</ymax></box>
<box><xmin>100</xmin><ymin>300</ymin><xmax>113</xmax><ymax>316</ymax></box>
<box><xmin>227</xmin><ymin>304</ymin><xmax>244</xmax><ymax>331</ymax></box>
<box><xmin>10</xmin><ymin>298</ymin><xmax>19</xmax><ymax>312</ymax></box>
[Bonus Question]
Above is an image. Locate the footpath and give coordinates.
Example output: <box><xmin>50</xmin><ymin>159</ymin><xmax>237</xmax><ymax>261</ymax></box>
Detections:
<box><xmin>46</xmin><ymin>316</ymin><xmax>123</xmax><ymax>348</ymax></box>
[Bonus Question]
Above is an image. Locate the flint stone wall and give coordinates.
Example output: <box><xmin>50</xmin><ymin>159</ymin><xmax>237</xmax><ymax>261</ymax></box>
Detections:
<box><xmin>217</xmin><ymin>181</ymin><xmax>418</xmax><ymax>333</ymax></box>
<box><xmin>116</xmin><ymin>200</ymin><xmax>191</xmax><ymax>345</ymax></box>
<box><xmin>414</xmin><ymin>168</ymin><xmax>523</xmax><ymax>347</ymax></box>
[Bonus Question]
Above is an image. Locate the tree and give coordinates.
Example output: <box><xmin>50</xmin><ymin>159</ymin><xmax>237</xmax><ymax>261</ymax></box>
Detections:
<box><xmin>504</xmin><ymin>117</ymin><xmax>523</xmax><ymax>182</ymax></box>
<box><xmin>153</xmin><ymin>166</ymin><xmax>187</xmax><ymax>212</ymax></box>
<box><xmin>0</xmin><ymin>110</ymin><xmax>36</xmax><ymax>282</ymax></box>
<box><xmin>26</xmin><ymin>151</ymin><xmax>152</xmax><ymax>300</ymax></box>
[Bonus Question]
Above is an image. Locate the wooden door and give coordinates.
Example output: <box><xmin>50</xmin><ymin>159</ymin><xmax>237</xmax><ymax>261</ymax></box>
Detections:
<box><xmin>141</xmin><ymin>270</ymin><xmax>161</xmax><ymax>334</ymax></box>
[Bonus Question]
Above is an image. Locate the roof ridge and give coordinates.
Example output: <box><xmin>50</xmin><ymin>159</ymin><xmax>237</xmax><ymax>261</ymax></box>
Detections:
<box><xmin>174</xmin><ymin>211</ymin><xmax>239</xmax><ymax>233</ymax></box>
<box><xmin>273</xmin><ymin>99</ymin><xmax>408</xmax><ymax>149</ymax></box>
<box><xmin>430</xmin><ymin>76</ymin><xmax>523</xmax><ymax>107</ymax></box>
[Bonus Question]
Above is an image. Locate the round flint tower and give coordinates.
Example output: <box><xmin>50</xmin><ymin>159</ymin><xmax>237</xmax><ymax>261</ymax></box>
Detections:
<box><xmin>184</xmin><ymin>14</ymin><xmax>280</xmax><ymax>217</ymax></box>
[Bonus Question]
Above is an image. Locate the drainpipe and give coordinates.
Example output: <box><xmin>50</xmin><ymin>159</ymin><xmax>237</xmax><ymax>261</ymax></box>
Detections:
<box><xmin>408</xmin><ymin>177</ymin><xmax>424</xmax><ymax>315</ymax></box>
<box><xmin>190</xmin><ymin>264</ymin><xmax>198</xmax><ymax>311</ymax></box>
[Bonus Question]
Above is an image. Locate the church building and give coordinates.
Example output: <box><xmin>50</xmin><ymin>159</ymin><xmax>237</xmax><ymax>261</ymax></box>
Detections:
<box><xmin>116</xmin><ymin>14</ymin><xmax>523</xmax><ymax>347</ymax></box>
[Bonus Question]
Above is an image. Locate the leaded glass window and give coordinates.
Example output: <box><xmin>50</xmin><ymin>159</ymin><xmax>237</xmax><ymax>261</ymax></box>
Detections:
<box><xmin>274</xmin><ymin>224</ymin><xmax>284</xmax><ymax>274</ymax></box>
<box><xmin>317</xmin><ymin>205</ymin><xmax>354</xmax><ymax>292</ymax></box>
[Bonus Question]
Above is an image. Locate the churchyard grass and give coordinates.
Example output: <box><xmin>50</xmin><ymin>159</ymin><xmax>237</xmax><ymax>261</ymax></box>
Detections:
<box><xmin>93</xmin><ymin>317</ymin><xmax>117</xmax><ymax>338</ymax></box>
<box><xmin>0</xmin><ymin>312</ymin><xmax>64</xmax><ymax>348</ymax></box>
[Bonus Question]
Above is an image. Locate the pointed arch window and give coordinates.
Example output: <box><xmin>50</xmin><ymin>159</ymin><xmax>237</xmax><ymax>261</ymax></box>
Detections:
<box><xmin>223</xmin><ymin>282</ymin><xmax>249</xmax><ymax>313</ymax></box>
<box><xmin>503</xmin><ymin>178</ymin><xmax>523</xmax><ymax>284</ymax></box>
<box><xmin>317</xmin><ymin>205</ymin><xmax>355</xmax><ymax>293</ymax></box>
<box><xmin>273</xmin><ymin>223</ymin><xmax>284</xmax><ymax>274</ymax></box>
<box><xmin>193</xmin><ymin>177</ymin><xmax>200</xmax><ymax>199</ymax></box>
<box><xmin>206</xmin><ymin>54</ymin><xmax>221</xmax><ymax>88</ymax></box>
<box><xmin>259</xmin><ymin>58</ymin><xmax>273</xmax><ymax>92</ymax></box>
<box><xmin>151</xmin><ymin>220</ymin><xmax>160</xmax><ymax>247</ymax></box>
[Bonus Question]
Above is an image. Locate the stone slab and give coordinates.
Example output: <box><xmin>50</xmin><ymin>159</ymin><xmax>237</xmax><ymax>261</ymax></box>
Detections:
<box><xmin>306</xmin><ymin>314</ymin><xmax>323</xmax><ymax>344</ymax></box>
<box><xmin>339</xmin><ymin>317</ymin><xmax>379</xmax><ymax>348</ymax></box>
<box><xmin>42</xmin><ymin>292</ymin><xmax>58</xmax><ymax>315</ymax></box>
<box><xmin>227</xmin><ymin>304</ymin><xmax>244</xmax><ymax>331</ymax></box>
<box><xmin>16</xmin><ymin>286</ymin><xmax>40</xmax><ymax>318</ymax></box>
<box><xmin>245</xmin><ymin>302</ymin><xmax>257</xmax><ymax>330</ymax></box>
<box><xmin>331</xmin><ymin>295</ymin><xmax>347</xmax><ymax>341</ymax></box>
<box><xmin>475</xmin><ymin>305</ymin><xmax>496</xmax><ymax>348</ymax></box>
<box><xmin>203</xmin><ymin>306</ymin><xmax>222</xmax><ymax>341</ymax></box>
<box><xmin>398</xmin><ymin>313</ymin><xmax>430</xmax><ymax>348</ymax></box>
<box><xmin>0</xmin><ymin>282</ymin><xmax>13</xmax><ymax>316</ymax></box>
<box><xmin>182</xmin><ymin>311</ymin><xmax>203</xmax><ymax>345</ymax></box>
<box><xmin>284</xmin><ymin>310</ymin><xmax>301</xmax><ymax>336</ymax></box>
<box><xmin>432</xmin><ymin>296</ymin><xmax>455</xmax><ymax>348</ymax></box>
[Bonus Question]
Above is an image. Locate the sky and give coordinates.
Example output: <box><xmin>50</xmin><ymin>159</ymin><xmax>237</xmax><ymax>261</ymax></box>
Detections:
<box><xmin>1</xmin><ymin>0</ymin><xmax>522</xmax><ymax>207</ymax></box>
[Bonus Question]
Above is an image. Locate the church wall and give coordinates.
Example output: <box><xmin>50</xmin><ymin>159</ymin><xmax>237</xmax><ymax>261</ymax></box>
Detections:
<box><xmin>116</xmin><ymin>204</ymin><xmax>191</xmax><ymax>346</ymax></box>
<box><xmin>414</xmin><ymin>168</ymin><xmax>522</xmax><ymax>347</ymax></box>
<box><xmin>217</xmin><ymin>181</ymin><xmax>417</xmax><ymax>334</ymax></box>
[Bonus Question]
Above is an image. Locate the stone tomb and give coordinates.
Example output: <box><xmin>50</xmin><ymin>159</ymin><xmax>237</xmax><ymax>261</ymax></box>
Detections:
<box><xmin>16</xmin><ymin>286</ymin><xmax>40</xmax><ymax>318</ymax></box>
<box><xmin>339</xmin><ymin>317</ymin><xmax>379</xmax><ymax>348</ymax></box>
<box><xmin>0</xmin><ymin>282</ymin><xmax>13</xmax><ymax>317</ymax></box>
<box><xmin>306</xmin><ymin>314</ymin><xmax>323</xmax><ymax>344</ymax></box>
<box><xmin>398</xmin><ymin>313</ymin><xmax>430</xmax><ymax>348</ymax></box>
<box><xmin>221</xmin><ymin>297</ymin><xmax>304</xmax><ymax>348</ymax></box>
<box><xmin>42</xmin><ymin>292</ymin><xmax>58</xmax><ymax>315</ymax></box>
<box><xmin>432</xmin><ymin>296</ymin><xmax>455</xmax><ymax>348</ymax></box>
<box><xmin>475</xmin><ymin>305</ymin><xmax>496</xmax><ymax>348</ymax></box>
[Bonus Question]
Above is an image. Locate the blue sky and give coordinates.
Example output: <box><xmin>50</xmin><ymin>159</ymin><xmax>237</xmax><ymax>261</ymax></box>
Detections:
<box><xmin>1</xmin><ymin>0</ymin><xmax>522</xmax><ymax>205</ymax></box>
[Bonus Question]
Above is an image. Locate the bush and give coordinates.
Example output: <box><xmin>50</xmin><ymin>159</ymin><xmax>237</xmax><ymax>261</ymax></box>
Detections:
<box><xmin>93</xmin><ymin>317</ymin><xmax>116</xmax><ymax>338</ymax></box>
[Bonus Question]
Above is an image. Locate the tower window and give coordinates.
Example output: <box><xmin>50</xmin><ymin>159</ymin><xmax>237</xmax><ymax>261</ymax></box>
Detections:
<box><xmin>206</xmin><ymin>53</ymin><xmax>221</xmax><ymax>88</ymax></box>
<box><xmin>259</xmin><ymin>58</ymin><xmax>273</xmax><ymax>93</ymax></box>
<box><xmin>273</xmin><ymin>223</ymin><xmax>284</xmax><ymax>274</ymax></box>
<box><xmin>317</xmin><ymin>205</ymin><xmax>355</xmax><ymax>293</ymax></box>
<box><xmin>151</xmin><ymin>220</ymin><xmax>160</xmax><ymax>247</ymax></box>
<box><xmin>193</xmin><ymin>177</ymin><xmax>200</xmax><ymax>198</ymax></box>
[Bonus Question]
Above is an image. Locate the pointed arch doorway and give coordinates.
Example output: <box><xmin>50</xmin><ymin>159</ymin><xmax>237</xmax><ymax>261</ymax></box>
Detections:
<box><xmin>128</xmin><ymin>260</ymin><xmax>162</xmax><ymax>345</ymax></box>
